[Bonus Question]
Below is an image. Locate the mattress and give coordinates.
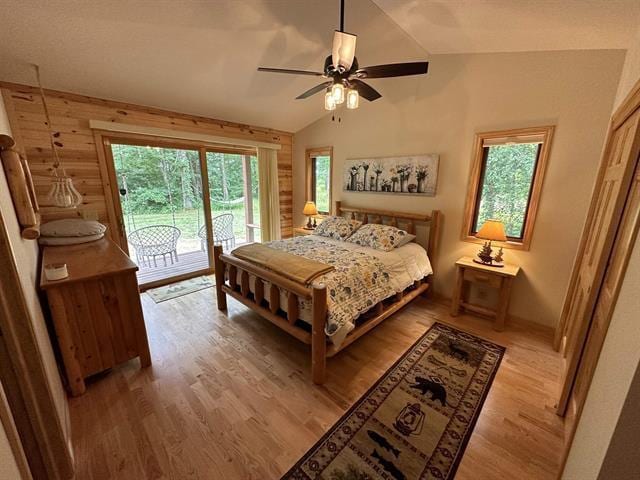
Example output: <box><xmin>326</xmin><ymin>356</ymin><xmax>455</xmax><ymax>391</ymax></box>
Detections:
<box><xmin>233</xmin><ymin>235</ymin><xmax>433</xmax><ymax>347</ymax></box>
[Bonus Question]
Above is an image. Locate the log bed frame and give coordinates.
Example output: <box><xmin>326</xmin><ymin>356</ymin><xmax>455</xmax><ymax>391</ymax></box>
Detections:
<box><xmin>213</xmin><ymin>201</ymin><xmax>442</xmax><ymax>384</ymax></box>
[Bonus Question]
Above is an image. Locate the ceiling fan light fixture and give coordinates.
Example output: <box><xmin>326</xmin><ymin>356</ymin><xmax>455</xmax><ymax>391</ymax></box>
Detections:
<box><xmin>332</xmin><ymin>30</ymin><xmax>357</xmax><ymax>71</ymax></box>
<box><xmin>331</xmin><ymin>82</ymin><xmax>345</xmax><ymax>104</ymax></box>
<box><xmin>256</xmin><ymin>0</ymin><xmax>429</xmax><ymax>113</ymax></box>
<box><xmin>346</xmin><ymin>88</ymin><xmax>359</xmax><ymax>109</ymax></box>
<box><xmin>324</xmin><ymin>90</ymin><xmax>337</xmax><ymax>111</ymax></box>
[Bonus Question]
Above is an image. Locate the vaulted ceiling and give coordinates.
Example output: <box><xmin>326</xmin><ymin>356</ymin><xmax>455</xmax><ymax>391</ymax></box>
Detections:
<box><xmin>372</xmin><ymin>0</ymin><xmax>640</xmax><ymax>54</ymax></box>
<box><xmin>0</xmin><ymin>0</ymin><xmax>638</xmax><ymax>132</ymax></box>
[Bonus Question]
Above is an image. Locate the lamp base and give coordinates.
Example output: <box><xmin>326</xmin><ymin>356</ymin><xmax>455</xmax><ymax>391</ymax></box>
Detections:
<box><xmin>473</xmin><ymin>259</ymin><xmax>504</xmax><ymax>268</ymax></box>
<box><xmin>305</xmin><ymin>217</ymin><xmax>314</xmax><ymax>229</ymax></box>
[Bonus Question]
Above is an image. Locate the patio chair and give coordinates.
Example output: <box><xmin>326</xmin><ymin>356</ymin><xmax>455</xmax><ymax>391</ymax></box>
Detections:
<box><xmin>198</xmin><ymin>213</ymin><xmax>236</xmax><ymax>251</ymax></box>
<box><xmin>128</xmin><ymin>225</ymin><xmax>181</xmax><ymax>268</ymax></box>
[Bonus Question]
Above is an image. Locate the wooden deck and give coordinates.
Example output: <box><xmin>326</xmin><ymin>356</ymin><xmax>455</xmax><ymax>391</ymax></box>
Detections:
<box><xmin>136</xmin><ymin>250</ymin><xmax>210</xmax><ymax>286</ymax></box>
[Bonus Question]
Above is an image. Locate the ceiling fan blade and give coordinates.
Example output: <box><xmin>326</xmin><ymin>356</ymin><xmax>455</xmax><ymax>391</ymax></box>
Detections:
<box><xmin>258</xmin><ymin>67</ymin><xmax>324</xmax><ymax>77</ymax></box>
<box><xmin>349</xmin><ymin>79</ymin><xmax>381</xmax><ymax>102</ymax></box>
<box><xmin>355</xmin><ymin>62</ymin><xmax>429</xmax><ymax>79</ymax></box>
<box><xmin>296</xmin><ymin>81</ymin><xmax>333</xmax><ymax>99</ymax></box>
<box><xmin>332</xmin><ymin>31</ymin><xmax>357</xmax><ymax>71</ymax></box>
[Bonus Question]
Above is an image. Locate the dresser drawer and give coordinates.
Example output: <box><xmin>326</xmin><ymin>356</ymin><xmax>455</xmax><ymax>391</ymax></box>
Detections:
<box><xmin>463</xmin><ymin>268</ymin><xmax>503</xmax><ymax>288</ymax></box>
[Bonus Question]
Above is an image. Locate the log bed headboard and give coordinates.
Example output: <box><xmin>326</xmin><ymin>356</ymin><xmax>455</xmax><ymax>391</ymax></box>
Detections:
<box><xmin>335</xmin><ymin>201</ymin><xmax>442</xmax><ymax>265</ymax></box>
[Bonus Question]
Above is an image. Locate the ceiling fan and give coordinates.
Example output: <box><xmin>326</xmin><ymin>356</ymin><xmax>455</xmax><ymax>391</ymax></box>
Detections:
<box><xmin>257</xmin><ymin>0</ymin><xmax>429</xmax><ymax>111</ymax></box>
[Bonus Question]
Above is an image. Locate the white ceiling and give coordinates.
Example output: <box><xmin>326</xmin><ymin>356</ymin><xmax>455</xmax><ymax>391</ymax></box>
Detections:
<box><xmin>373</xmin><ymin>0</ymin><xmax>640</xmax><ymax>54</ymax></box>
<box><xmin>0</xmin><ymin>0</ymin><xmax>637</xmax><ymax>132</ymax></box>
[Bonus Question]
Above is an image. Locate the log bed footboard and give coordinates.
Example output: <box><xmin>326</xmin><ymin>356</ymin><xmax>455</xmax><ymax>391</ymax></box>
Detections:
<box><xmin>213</xmin><ymin>204</ymin><xmax>441</xmax><ymax>384</ymax></box>
<box><xmin>213</xmin><ymin>251</ymin><xmax>431</xmax><ymax>385</ymax></box>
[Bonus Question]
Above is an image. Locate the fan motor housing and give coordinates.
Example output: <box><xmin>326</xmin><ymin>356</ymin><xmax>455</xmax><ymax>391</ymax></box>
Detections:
<box><xmin>324</xmin><ymin>55</ymin><xmax>359</xmax><ymax>81</ymax></box>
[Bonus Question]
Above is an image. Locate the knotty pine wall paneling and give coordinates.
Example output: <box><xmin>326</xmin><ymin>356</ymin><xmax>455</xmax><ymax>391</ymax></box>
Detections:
<box><xmin>0</xmin><ymin>82</ymin><xmax>293</xmax><ymax>239</ymax></box>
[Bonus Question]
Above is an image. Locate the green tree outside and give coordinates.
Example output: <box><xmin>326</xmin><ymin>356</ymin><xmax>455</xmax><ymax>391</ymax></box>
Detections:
<box><xmin>474</xmin><ymin>143</ymin><xmax>539</xmax><ymax>238</ymax></box>
<box><xmin>314</xmin><ymin>155</ymin><xmax>331</xmax><ymax>213</ymax></box>
<box><xmin>112</xmin><ymin>144</ymin><xmax>259</xmax><ymax>249</ymax></box>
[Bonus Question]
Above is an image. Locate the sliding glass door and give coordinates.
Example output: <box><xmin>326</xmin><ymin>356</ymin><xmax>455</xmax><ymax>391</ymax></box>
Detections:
<box><xmin>110</xmin><ymin>142</ymin><xmax>210</xmax><ymax>286</ymax></box>
<box><xmin>205</xmin><ymin>150</ymin><xmax>260</xmax><ymax>246</ymax></box>
<box><xmin>107</xmin><ymin>140</ymin><xmax>261</xmax><ymax>288</ymax></box>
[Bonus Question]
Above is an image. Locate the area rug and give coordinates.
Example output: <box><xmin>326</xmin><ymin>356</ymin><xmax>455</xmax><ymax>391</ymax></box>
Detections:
<box><xmin>146</xmin><ymin>275</ymin><xmax>214</xmax><ymax>303</ymax></box>
<box><xmin>282</xmin><ymin>322</ymin><xmax>505</xmax><ymax>480</ymax></box>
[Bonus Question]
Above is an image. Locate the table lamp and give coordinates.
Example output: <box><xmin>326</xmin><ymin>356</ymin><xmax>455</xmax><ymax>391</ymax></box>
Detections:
<box><xmin>303</xmin><ymin>201</ymin><xmax>318</xmax><ymax>229</ymax></box>
<box><xmin>474</xmin><ymin>219</ymin><xmax>507</xmax><ymax>267</ymax></box>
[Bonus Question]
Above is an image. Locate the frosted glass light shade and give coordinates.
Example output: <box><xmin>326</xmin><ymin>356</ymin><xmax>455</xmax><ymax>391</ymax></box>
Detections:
<box><xmin>331</xmin><ymin>83</ymin><xmax>345</xmax><ymax>104</ymax></box>
<box><xmin>324</xmin><ymin>90</ymin><xmax>336</xmax><ymax>110</ymax></box>
<box><xmin>476</xmin><ymin>220</ymin><xmax>507</xmax><ymax>241</ymax></box>
<box><xmin>47</xmin><ymin>175</ymin><xmax>82</xmax><ymax>209</ymax></box>
<box><xmin>346</xmin><ymin>88</ymin><xmax>359</xmax><ymax>109</ymax></box>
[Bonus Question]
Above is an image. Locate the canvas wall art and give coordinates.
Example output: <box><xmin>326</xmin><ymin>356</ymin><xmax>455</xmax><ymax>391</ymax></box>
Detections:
<box><xmin>343</xmin><ymin>154</ymin><xmax>439</xmax><ymax>196</ymax></box>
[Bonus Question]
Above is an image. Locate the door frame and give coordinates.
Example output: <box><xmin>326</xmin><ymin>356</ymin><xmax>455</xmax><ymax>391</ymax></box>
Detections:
<box><xmin>96</xmin><ymin>132</ymin><xmax>215</xmax><ymax>289</ymax></box>
<box><xmin>0</xmin><ymin>210</ymin><xmax>74</xmax><ymax>479</ymax></box>
<box><xmin>557</xmin><ymin>77</ymin><xmax>640</xmax><ymax>475</ymax></box>
<box><xmin>555</xmin><ymin>81</ymin><xmax>640</xmax><ymax>350</ymax></box>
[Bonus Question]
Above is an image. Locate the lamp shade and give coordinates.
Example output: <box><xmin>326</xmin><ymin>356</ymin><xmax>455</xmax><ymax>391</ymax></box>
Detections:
<box><xmin>332</xmin><ymin>31</ymin><xmax>357</xmax><ymax>71</ymax></box>
<box><xmin>476</xmin><ymin>220</ymin><xmax>507</xmax><ymax>241</ymax></box>
<box><xmin>303</xmin><ymin>201</ymin><xmax>318</xmax><ymax>216</ymax></box>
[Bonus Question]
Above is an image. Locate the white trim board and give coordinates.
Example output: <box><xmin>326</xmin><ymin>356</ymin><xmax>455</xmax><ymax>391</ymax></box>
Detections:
<box><xmin>89</xmin><ymin>120</ymin><xmax>282</xmax><ymax>150</ymax></box>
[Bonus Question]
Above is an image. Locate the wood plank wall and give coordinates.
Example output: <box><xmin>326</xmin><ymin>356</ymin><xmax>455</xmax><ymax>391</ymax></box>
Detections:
<box><xmin>0</xmin><ymin>82</ymin><xmax>293</xmax><ymax>238</ymax></box>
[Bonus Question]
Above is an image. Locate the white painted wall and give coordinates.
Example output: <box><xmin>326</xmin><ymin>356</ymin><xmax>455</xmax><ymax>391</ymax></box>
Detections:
<box><xmin>293</xmin><ymin>49</ymin><xmax>624</xmax><ymax>327</ymax></box>
<box><xmin>562</xmin><ymin>242</ymin><xmax>640</xmax><ymax>479</ymax></box>
<box><xmin>0</xmin><ymin>423</ymin><xmax>22</xmax><ymax>480</ymax></box>
<box><xmin>562</xmin><ymin>25</ymin><xmax>640</xmax><ymax>480</ymax></box>
<box><xmin>0</xmin><ymin>404</ymin><xmax>23</xmax><ymax>480</ymax></box>
<box><xmin>614</xmin><ymin>26</ymin><xmax>640</xmax><ymax>109</ymax></box>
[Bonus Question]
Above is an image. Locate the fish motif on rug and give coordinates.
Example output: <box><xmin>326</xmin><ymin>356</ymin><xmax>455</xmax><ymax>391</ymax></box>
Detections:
<box><xmin>281</xmin><ymin>322</ymin><xmax>505</xmax><ymax>480</ymax></box>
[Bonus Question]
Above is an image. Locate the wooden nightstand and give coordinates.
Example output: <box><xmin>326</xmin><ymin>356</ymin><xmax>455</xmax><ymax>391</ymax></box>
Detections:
<box><xmin>294</xmin><ymin>227</ymin><xmax>315</xmax><ymax>237</ymax></box>
<box><xmin>450</xmin><ymin>256</ymin><xmax>521</xmax><ymax>331</ymax></box>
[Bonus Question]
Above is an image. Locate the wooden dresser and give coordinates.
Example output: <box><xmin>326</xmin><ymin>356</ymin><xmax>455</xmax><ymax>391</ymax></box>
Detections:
<box><xmin>40</xmin><ymin>238</ymin><xmax>151</xmax><ymax>396</ymax></box>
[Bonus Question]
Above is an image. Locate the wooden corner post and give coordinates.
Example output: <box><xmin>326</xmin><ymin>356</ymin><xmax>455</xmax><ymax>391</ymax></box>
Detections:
<box><xmin>311</xmin><ymin>284</ymin><xmax>327</xmax><ymax>384</ymax></box>
<box><xmin>213</xmin><ymin>245</ymin><xmax>227</xmax><ymax>310</ymax></box>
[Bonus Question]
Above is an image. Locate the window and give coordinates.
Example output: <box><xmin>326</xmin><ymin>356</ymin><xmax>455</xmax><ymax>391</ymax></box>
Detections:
<box><xmin>306</xmin><ymin>147</ymin><xmax>333</xmax><ymax>215</ymax></box>
<box><xmin>462</xmin><ymin>126</ymin><xmax>554</xmax><ymax>250</ymax></box>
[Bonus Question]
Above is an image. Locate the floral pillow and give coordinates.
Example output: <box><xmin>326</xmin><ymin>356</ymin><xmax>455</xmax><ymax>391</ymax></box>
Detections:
<box><xmin>313</xmin><ymin>216</ymin><xmax>362</xmax><ymax>241</ymax></box>
<box><xmin>346</xmin><ymin>224</ymin><xmax>409</xmax><ymax>251</ymax></box>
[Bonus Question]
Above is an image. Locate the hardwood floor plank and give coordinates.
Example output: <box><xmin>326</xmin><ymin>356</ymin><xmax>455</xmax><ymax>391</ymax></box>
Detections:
<box><xmin>69</xmin><ymin>290</ymin><xmax>566</xmax><ymax>479</ymax></box>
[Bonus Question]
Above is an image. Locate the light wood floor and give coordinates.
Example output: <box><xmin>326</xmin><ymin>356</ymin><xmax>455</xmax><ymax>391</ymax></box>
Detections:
<box><xmin>69</xmin><ymin>289</ymin><xmax>566</xmax><ymax>479</ymax></box>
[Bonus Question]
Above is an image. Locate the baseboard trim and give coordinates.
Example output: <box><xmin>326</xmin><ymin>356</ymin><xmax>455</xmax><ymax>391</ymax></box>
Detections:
<box><xmin>430</xmin><ymin>291</ymin><xmax>555</xmax><ymax>339</ymax></box>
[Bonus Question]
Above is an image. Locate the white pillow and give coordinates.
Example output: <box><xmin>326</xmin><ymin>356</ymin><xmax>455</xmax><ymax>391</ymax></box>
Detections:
<box><xmin>40</xmin><ymin>219</ymin><xmax>106</xmax><ymax>238</ymax></box>
<box><xmin>39</xmin><ymin>233</ymin><xmax>105</xmax><ymax>245</ymax></box>
<box><xmin>395</xmin><ymin>233</ymin><xmax>416</xmax><ymax>248</ymax></box>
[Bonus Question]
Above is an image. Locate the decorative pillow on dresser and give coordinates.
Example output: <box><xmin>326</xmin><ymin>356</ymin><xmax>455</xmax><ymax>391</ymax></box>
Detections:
<box><xmin>346</xmin><ymin>223</ymin><xmax>409</xmax><ymax>251</ymax></box>
<box><xmin>40</xmin><ymin>219</ymin><xmax>106</xmax><ymax>237</ymax></box>
<box><xmin>39</xmin><ymin>219</ymin><xmax>106</xmax><ymax>245</ymax></box>
<box><xmin>313</xmin><ymin>216</ymin><xmax>362</xmax><ymax>241</ymax></box>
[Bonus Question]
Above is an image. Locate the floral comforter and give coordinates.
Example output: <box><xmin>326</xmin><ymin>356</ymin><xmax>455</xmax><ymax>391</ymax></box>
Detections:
<box><xmin>265</xmin><ymin>236</ymin><xmax>397</xmax><ymax>345</ymax></box>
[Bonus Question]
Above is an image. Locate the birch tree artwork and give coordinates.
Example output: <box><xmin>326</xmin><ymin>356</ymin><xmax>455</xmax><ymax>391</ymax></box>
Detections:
<box><xmin>343</xmin><ymin>154</ymin><xmax>439</xmax><ymax>196</ymax></box>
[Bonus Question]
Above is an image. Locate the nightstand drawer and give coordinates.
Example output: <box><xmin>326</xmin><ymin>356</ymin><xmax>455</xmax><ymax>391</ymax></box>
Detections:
<box><xmin>463</xmin><ymin>268</ymin><xmax>502</xmax><ymax>288</ymax></box>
